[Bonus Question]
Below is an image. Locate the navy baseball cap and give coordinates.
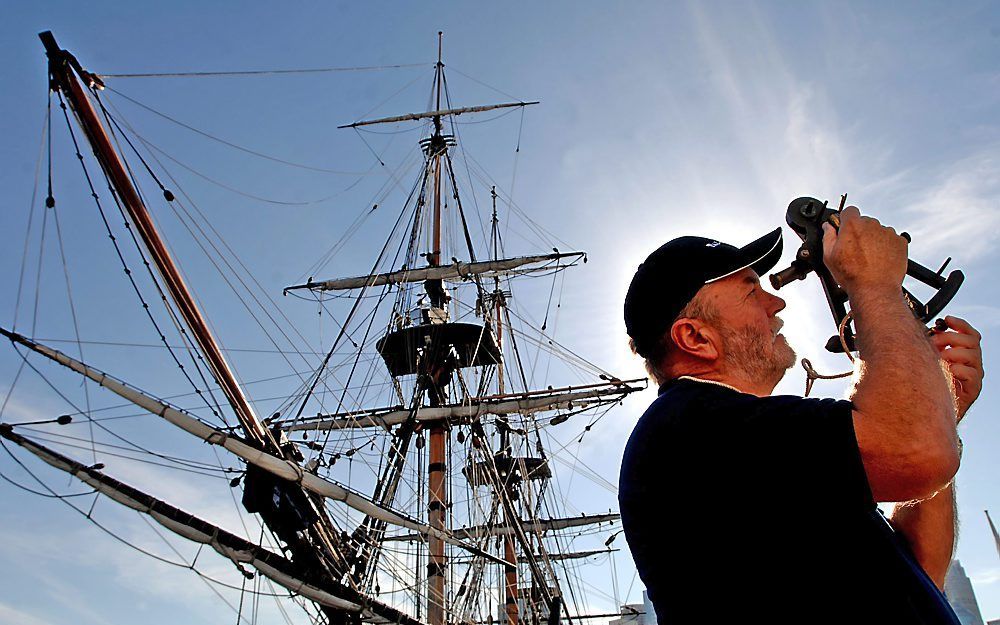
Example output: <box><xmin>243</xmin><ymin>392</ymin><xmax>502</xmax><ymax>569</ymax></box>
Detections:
<box><xmin>624</xmin><ymin>228</ymin><xmax>783</xmax><ymax>356</ymax></box>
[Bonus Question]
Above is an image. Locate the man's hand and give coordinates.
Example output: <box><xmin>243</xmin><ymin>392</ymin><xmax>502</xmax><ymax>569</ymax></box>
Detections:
<box><xmin>930</xmin><ymin>316</ymin><xmax>984</xmax><ymax>421</ymax></box>
<box><xmin>821</xmin><ymin>206</ymin><xmax>909</xmax><ymax>296</ymax></box>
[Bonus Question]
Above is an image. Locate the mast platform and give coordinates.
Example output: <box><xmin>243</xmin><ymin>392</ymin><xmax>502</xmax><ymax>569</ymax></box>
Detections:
<box><xmin>464</xmin><ymin>455</ymin><xmax>551</xmax><ymax>486</ymax></box>
<box><xmin>376</xmin><ymin>322</ymin><xmax>502</xmax><ymax>377</ymax></box>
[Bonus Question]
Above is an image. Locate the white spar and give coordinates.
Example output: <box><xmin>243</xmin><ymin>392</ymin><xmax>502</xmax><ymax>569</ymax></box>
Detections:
<box><xmin>286</xmin><ymin>252</ymin><xmax>585</xmax><ymax>292</ymax></box>
<box><xmin>285</xmin><ymin>383</ymin><xmax>642</xmax><ymax>431</ymax></box>
<box><xmin>337</xmin><ymin>101</ymin><xmax>539</xmax><ymax>129</ymax></box>
<box><xmin>384</xmin><ymin>512</ymin><xmax>621</xmax><ymax>543</ymax></box>
<box><xmin>0</xmin><ymin>328</ymin><xmax>510</xmax><ymax>567</ymax></box>
<box><xmin>0</xmin><ymin>426</ymin><xmax>426</xmax><ymax>617</ymax></box>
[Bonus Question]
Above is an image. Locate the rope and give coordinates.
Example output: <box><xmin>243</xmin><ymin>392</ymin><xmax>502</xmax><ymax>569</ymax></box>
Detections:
<box><xmin>0</xmin><ymin>437</ymin><xmax>287</xmax><ymax>617</ymax></box>
<box><xmin>101</xmin><ymin>63</ymin><xmax>431</xmax><ymax>79</ymax></box>
<box><xmin>3</xmin><ymin>103</ymin><xmax>49</xmax><ymax>422</ymax></box>
<box><xmin>101</xmin><ymin>87</ymin><xmax>391</xmax><ymax>424</ymax></box>
<box><xmin>106</xmin><ymin>87</ymin><xmax>374</xmax><ymax>174</ymax></box>
<box><xmin>446</xmin><ymin>65</ymin><xmax>524</xmax><ymax>102</ymax></box>
<box><xmin>99</xmin><ymin>99</ymin><xmax>360</xmax><ymax>411</ymax></box>
<box><xmin>801</xmin><ymin>311</ymin><xmax>855</xmax><ymax>396</ymax></box>
<box><xmin>56</xmin><ymin>90</ymin><xmax>231</xmax><ymax>426</ymax></box>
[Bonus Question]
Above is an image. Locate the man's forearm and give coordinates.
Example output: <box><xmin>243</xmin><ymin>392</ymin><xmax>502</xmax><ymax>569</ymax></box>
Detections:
<box><xmin>849</xmin><ymin>287</ymin><xmax>959</xmax><ymax>498</ymax></box>
<box><xmin>851</xmin><ymin>287</ymin><xmax>955</xmax><ymax>434</ymax></box>
<box><xmin>889</xmin><ymin>482</ymin><xmax>957</xmax><ymax>589</ymax></box>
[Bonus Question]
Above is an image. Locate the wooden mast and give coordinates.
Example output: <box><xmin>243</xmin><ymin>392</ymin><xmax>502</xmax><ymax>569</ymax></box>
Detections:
<box><xmin>38</xmin><ymin>32</ymin><xmax>272</xmax><ymax>449</ymax></box>
<box><xmin>30</xmin><ymin>30</ymin><xmax>617</xmax><ymax>625</ymax></box>
<box><xmin>426</xmin><ymin>30</ymin><xmax>448</xmax><ymax>625</ymax></box>
<box><xmin>38</xmin><ymin>32</ymin><xmax>356</xmax><ymax>625</ymax></box>
<box><xmin>493</xmin><ymin>187</ymin><xmax>519</xmax><ymax>625</ymax></box>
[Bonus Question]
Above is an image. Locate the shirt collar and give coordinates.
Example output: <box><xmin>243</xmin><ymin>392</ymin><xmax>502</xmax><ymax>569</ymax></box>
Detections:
<box><xmin>659</xmin><ymin>375</ymin><xmax>744</xmax><ymax>395</ymax></box>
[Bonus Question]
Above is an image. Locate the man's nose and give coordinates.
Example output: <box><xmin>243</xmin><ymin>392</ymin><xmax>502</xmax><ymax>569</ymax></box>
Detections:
<box><xmin>766</xmin><ymin>291</ymin><xmax>786</xmax><ymax>315</ymax></box>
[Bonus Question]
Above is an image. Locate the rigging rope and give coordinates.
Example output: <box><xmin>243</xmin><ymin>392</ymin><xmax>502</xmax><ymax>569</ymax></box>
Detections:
<box><xmin>0</xmin><ymin>436</ymin><xmax>284</xmax><ymax>622</ymax></box>
<box><xmin>106</xmin><ymin>124</ymin><xmax>350</xmax><ymax>402</ymax></box>
<box><xmin>96</xmin><ymin>89</ymin><xmax>391</xmax><ymax>426</ymax></box>
<box><xmin>47</xmin><ymin>147</ymin><xmax>98</xmax><ymax>461</ymax></box>
<box><xmin>106</xmin><ymin>87</ymin><xmax>376</xmax><ymax>175</ymax></box>
<box><xmin>96</xmin><ymin>91</ymin><xmax>235</xmax><ymax>425</ymax></box>
<box><xmin>290</xmin><ymin>181</ymin><xmax>419</xmax><ymax>420</ymax></box>
<box><xmin>101</xmin><ymin>62</ymin><xmax>432</xmax><ymax>79</ymax></box>
<box><xmin>3</xmin><ymin>103</ymin><xmax>50</xmax><ymax>425</ymax></box>
<box><xmin>55</xmin><ymin>90</ymin><xmax>233</xmax><ymax>428</ymax></box>
<box><xmin>446</xmin><ymin>66</ymin><xmax>524</xmax><ymax>102</ymax></box>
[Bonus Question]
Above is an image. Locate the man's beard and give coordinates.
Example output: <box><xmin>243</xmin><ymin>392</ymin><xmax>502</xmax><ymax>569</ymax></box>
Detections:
<box><xmin>720</xmin><ymin>324</ymin><xmax>797</xmax><ymax>386</ymax></box>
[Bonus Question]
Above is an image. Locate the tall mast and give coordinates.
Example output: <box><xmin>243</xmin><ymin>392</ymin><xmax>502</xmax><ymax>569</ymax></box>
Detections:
<box><xmin>426</xmin><ymin>30</ymin><xmax>449</xmax><ymax>625</ymax></box>
<box><xmin>318</xmin><ymin>32</ymin><xmax>549</xmax><ymax>622</ymax></box>
<box><xmin>38</xmin><ymin>32</ymin><xmax>354</xmax><ymax>625</ymax></box>
<box><xmin>492</xmin><ymin>187</ymin><xmax>518</xmax><ymax>625</ymax></box>
<box><xmin>38</xmin><ymin>32</ymin><xmax>272</xmax><ymax>448</ymax></box>
<box><xmin>491</xmin><ymin>187</ymin><xmax>506</xmax><ymax>396</ymax></box>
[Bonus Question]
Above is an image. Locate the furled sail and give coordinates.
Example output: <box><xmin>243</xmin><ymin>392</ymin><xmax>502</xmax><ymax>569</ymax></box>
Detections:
<box><xmin>337</xmin><ymin>101</ymin><xmax>539</xmax><ymax>129</ymax></box>
<box><xmin>0</xmin><ymin>327</ymin><xmax>509</xmax><ymax>566</ymax></box>
<box><xmin>0</xmin><ymin>424</ymin><xmax>423</xmax><ymax>625</ymax></box>
<box><xmin>518</xmin><ymin>549</ymin><xmax>617</xmax><ymax>563</ymax></box>
<box><xmin>384</xmin><ymin>512</ymin><xmax>620</xmax><ymax>543</ymax></box>
<box><xmin>283</xmin><ymin>380</ymin><xmax>644</xmax><ymax>431</ymax></box>
<box><xmin>284</xmin><ymin>252</ymin><xmax>585</xmax><ymax>293</ymax></box>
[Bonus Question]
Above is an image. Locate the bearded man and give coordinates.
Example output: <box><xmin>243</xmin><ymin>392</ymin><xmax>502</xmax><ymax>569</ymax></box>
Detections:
<box><xmin>618</xmin><ymin>207</ymin><xmax>983</xmax><ymax>624</ymax></box>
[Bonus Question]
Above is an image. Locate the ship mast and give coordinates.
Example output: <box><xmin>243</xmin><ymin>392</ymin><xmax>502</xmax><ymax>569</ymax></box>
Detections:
<box><xmin>426</xmin><ymin>31</ymin><xmax>449</xmax><ymax>625</ymax></box>
<box><xmin>9</xmin><ymin>31</ymin><xmax>648</xmax><ymax>625</ymax></box>
<box><xmin>492</xmin><ymin>187</ymin><xmax>519</xmax><ymax>625</ymax></box>
<box><xmin>303</xmin><ymin>31</ymin><xmax>547</xmax><ymax>622</ymax></box>
<box><xmin>284</xmin><ymin>33</ymin><xmax>638</xmax><ymax>625</ymax></box>
<box><xmin>38</xmin><ymin>32</ymin><xmax>272</xmax><ymax>448</ymax></box>
<box><xmin>38</xmin><ymin>32</ymin><xmax>354</xmax><ymax>625</ymax></box>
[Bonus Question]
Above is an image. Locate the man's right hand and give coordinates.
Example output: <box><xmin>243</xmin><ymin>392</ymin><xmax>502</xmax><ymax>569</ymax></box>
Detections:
<box><xmin>821</xmin><ymin>205</ymin><xmax>909</xmax><ymax>296</ymax></box>
<box><xmin>834</xmin><ymin>205</ymin><xmax>960</xmax><ymax>503</ymax></box>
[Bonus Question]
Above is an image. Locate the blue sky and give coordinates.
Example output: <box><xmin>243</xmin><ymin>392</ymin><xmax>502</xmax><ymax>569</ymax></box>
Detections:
<box><xmin>1</xmin><ymin>2</ymin><xmax>999</xmax><ymax>623</ymax></box>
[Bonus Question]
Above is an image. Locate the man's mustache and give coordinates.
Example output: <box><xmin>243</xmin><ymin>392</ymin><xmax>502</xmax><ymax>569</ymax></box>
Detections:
<box><xmin>772</xmin><ymin>318</ymin><xmax>784</xmax><ymax>336</ymax></box>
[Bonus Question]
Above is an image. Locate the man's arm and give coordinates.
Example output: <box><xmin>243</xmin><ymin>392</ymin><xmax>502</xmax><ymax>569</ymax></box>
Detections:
<box><xmin>889</xmin><ymin>316</ymin><xmax>983</xmax><ymax>589</ymax></box>
<box><xmin>890</xmin><ymin>482</ymin><xmax>956</xmax><ymax>589</ymax></box>
<box><xmin>823</xmin><ymin>208</ymin><xmax>959</xmax><ymax>502</ymax></box>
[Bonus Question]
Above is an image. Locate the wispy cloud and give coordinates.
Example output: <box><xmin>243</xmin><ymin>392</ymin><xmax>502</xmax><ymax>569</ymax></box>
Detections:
<box><xmin>0</xmin><ymin>387</ymin><xmax>68</xmax><ymax>424</ymax></box>
<box><xmin>971</xmin><ymin>566</ymin><xmax>1000</xmax><ymax>585</ymax></box>
<box><xmin>949</xmin><ymin>303</ymin><xmax>1000</xmax><ymax>328</ymax></box>
<box><xmin>0</xmin><ymin>515</ymin><xmax>252</xmax><ymax>623</ymax></box>
<box><xmin>901</xmin><ymin>149</ymin><xmax>1000</xmax><ymax>262</ymax></box>
<box><xmin>0</xmin><ymin>602</ymin><xmax>59</xmax><ymax>625</ymax></box>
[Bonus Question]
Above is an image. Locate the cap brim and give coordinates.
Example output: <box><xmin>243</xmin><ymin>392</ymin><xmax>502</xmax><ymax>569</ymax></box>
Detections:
<box><xmin>705</xmin><ymin>227</ymin><xmax>783</xmax><ymax>283</ymax></box>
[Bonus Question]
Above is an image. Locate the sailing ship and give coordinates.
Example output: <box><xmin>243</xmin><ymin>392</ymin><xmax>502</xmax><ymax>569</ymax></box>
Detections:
<box><xmin>0</xmin><ymin>32</ymin><xmax>645</xmax><ymax>625</ymax></box>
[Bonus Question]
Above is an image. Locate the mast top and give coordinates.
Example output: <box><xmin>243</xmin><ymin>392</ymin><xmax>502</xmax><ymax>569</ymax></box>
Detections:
<box><xmin>39</xmin><ymin>31</ymin><xmax>105</xmax><ymax>90</ymax></box>
<box><xmin>338</xmin><ymin>31</ymin><xmax>537</xmax><ymax>130</ymax></box>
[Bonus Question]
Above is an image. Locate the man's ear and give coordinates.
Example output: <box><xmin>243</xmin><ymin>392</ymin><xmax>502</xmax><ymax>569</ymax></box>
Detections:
<box><xmin>669</xmin><ymin>318</ymin><xmax>720</xmax><ymax>362</ymax></box>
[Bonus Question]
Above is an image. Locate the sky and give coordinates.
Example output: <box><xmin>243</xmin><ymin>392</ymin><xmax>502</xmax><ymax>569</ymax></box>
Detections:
<box><xmin>1</xmin><ymin>1</ymin><xmax>999</xmax><ymax>624</ymax></box>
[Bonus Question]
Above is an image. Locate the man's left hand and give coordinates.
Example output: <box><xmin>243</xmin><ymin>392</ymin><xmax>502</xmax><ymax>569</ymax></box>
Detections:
<box><xmin>930</xmin><ymin>315</ymin><xmax>984</xmax><ymax>422</ymax></box>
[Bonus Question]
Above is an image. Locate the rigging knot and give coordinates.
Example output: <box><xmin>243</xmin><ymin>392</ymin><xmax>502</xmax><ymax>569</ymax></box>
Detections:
<box><xmin>800</xmin><ymin>358</ymin><xmax>852</xmax><ymax>397</ymax></box>
<box><xmin>286</xmin><ymin>460</ymin><xmax>307</xmax><ymax>483</ymax></box>
<box><xmin>205</xmin><ymin>431</ymin><xmax>228</xmax><ymax>446</ymax></box>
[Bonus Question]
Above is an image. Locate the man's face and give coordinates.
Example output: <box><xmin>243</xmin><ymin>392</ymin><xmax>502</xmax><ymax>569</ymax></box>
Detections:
<box><xmin>702</xmin><ymin>268</ymin><xmax>796</xmax><ymax>386</ymax></box>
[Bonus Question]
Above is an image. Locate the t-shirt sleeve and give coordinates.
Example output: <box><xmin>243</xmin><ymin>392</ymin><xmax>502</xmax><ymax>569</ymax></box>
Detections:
<box><xmin>682</xmin><ymin>389</ymin><xmax>874</xmax><ymax>511</ymax></box>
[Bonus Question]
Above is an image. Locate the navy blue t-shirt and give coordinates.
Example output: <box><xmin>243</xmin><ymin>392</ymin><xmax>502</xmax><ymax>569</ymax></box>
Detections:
<box><xmin>618</xmin><ymin>378</ymin><xmax>959</xmax><ymax>624</ymax></box>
